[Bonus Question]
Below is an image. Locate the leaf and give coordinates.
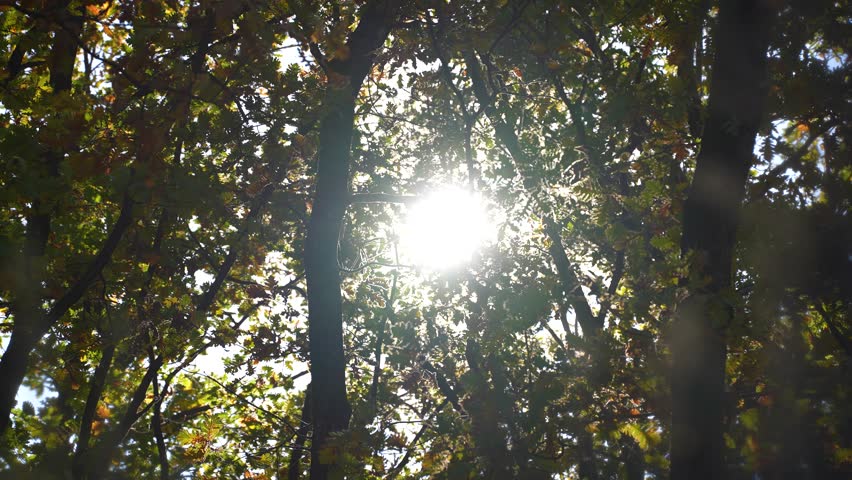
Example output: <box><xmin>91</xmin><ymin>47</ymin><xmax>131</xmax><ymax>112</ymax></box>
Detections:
<box><xmin>740</xmin><ymin>408</ymin><xmax>759</xmax><ymax>431</ymax></box>
<box><xmin>619</xmin><ymin>423</ymin><xmax>649</xmax><ymax>451</ymax></box>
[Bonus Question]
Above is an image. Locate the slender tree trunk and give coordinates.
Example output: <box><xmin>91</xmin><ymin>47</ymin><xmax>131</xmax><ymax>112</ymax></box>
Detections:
<box><xmin>463</xmin><ymin>340</ymin><xmax>514</xmax><ymax>478</ymax></box>
<box><xmin>303</xmin><ymin>3</ymin><xmax>398</xmax><ymax>479</ymax></box>
<box><xmin>72</xmin><ymin>343</ymin><xmax>116</xmax><ymax>480</ymax></box>
<box><xmin>462</xmin><ymin>47</ymin><xmax>605</xmax><ymax>479</ymax></box>
<box><xmin>622</xmin><ymin>436</ymin><xmax>645</xmax><ymax>480</ymax></box>
<box><xmin>670</xmin><ymin>1</ymin><xmax>774</xmax><ymax>479</ymax></box>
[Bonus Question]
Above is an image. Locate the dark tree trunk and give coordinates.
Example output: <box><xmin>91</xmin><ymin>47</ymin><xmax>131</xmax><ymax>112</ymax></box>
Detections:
<box><xmin>367</xmin><ymin>273</ymin><xmax>397</xmax><ymax>419</ymax></box>
<box><xmin>670</xmin><ymin>1</ymin><xmax>774</xmax><ymax>479</ymax></box>
<box><xmin>305</xmin><ymin>82</ymin><xmax>356</xmax><ymax>476</ymax></box>
<box><xmin>622</xmin><ymin>436</ymin><xmax>645</xmax><ymax>480</ymax></box>
<box><xmin>303</xmin><ymin>2</ymin><xmax>398</xmax><ymax>479</ymax></box>
<box><xmin>72</xmin><ymin>343</ymin><xmax>116</xmax><ymax>480</ymax></box>
<box><xmin>463</xmin><ymin>340</ymin><xmax>514</xmax><ymax>478</ymax></box>
<box><xmin>0</xmin><ymin>332</ymin><xmax>39</xmax><ymax>434</ymax></box>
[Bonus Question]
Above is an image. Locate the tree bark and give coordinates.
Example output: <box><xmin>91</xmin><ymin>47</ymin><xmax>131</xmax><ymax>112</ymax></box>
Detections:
<box><xmin>671</xmin><ymin>1</ymin><xmax>774</xmax><ymax>479</ymax></box>
<box><xmin>303</xmin><ymin>2</ymin><xmax>398</xmax><ymax>479</ymax></box>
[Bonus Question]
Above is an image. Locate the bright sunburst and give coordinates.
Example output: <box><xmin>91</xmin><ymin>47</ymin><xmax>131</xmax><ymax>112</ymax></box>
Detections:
<box><xmin>401</xmin><ymin>187</ymin><xmax>493</xmax><ymax>269</ymax></box>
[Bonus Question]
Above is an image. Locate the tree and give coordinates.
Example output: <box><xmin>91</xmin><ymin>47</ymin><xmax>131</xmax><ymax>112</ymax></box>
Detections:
<box><xmin>670</xmin><ymin>1</ymin><xmax>774</xmax><ymax>478</ymax></box>
<box><xmin>302</xmin><ymin>1</ymin><xmax>401</xmax><ymax>479</ymax></box>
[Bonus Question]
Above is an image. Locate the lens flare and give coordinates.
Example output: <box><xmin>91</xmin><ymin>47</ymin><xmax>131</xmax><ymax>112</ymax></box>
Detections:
<box><xmin>401</xmin><ymin>187</ymin><xmax>492</xmax><ymax>269</ymax></box>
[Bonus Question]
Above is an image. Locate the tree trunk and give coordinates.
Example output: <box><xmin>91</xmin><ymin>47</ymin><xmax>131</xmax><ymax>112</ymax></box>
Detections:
<box><xmin>670</xmin><ymin>1</ymin><xmax>774</xmax><ymax>479</ymax></box>
<box><xmin>0</xmin><ymin>332</ymin><xmax>39</xmax><ymax>434</ymax></box>
<box><xmin>303</xmin><ymin>2</ymin><xmax>398</xmax><ymax>479</ymax></box>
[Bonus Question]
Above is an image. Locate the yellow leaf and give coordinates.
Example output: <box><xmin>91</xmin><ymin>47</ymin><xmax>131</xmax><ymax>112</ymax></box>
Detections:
<box><xmin>619</xmin><ymin>423</ymin><xmax>649</xmax><ymax>451</ymax></box>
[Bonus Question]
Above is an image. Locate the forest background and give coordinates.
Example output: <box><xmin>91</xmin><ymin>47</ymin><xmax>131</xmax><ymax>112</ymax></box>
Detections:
<box><xmin>0</xmin><ymin>0</ymin><xmax>849</xmax><ymax>479</ymax></box>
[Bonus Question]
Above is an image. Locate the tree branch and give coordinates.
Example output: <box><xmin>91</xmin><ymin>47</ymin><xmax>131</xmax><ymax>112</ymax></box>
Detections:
<box><xmin>151</xmin><ymin>370</ymin><xmax>169</xmax><ymax>480</ymax></box>
<box><xmin>72</xmin><ymin>341</ymin><xmax>116</xmax><ymax>479</ymax></box>
<box><xmin>44</xmin><ymin>194</ymin><xmax>134</xmax><ymax>331</ymax></box>
<box><xmin>386</xmin><ymin>400</ymin><xmax>448</xmax><ymax>480</ymax></box>
<box><xmin>595</xmin><ymin>250</ymin><xmax>625</xmax><ymax>325</ymax></box>
<box><xmin>463</xmin><ymin>49</ymin><xmax>600</xmax><ymax>336</ymax></box>
<box><xmin>0</xmin><ymin>193</ymin><xmax>133</xmax><ymax>433</ymax></box>
<box><xmin>84</xmin><ymin>355</ymin><xmax>164</xmax><ymax>479</ymax></box>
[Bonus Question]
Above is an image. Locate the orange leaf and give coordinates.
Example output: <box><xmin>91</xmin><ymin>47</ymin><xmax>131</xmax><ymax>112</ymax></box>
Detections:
<box><xmin>86</xmin><ymin>2</ymin><xmax>110</xmax><ymax>17</ymax></box>
<box><xmin>96</xmin><ymin>403</ymin><xmax>111</xmax><ymax>419</ymax></box>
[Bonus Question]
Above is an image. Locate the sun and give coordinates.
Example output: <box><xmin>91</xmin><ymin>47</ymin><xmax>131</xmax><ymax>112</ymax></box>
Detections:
<box><xmin>400</xmin><ymin>187</ymin><xmax>493</xmax><ymax>269</ymax></box>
